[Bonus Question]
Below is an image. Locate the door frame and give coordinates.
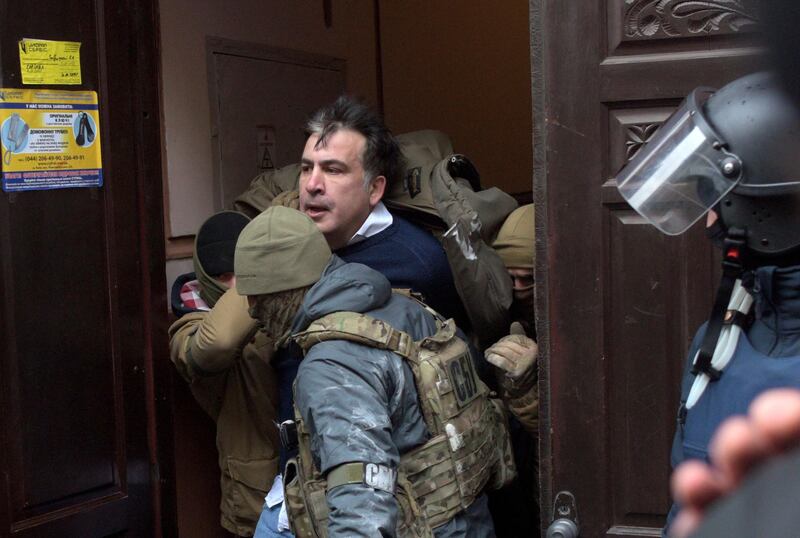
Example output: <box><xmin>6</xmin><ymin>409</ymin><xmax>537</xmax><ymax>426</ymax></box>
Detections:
<box><xmin>529</xmin><ymin>0</ymin><xmax>552</xmax><ymax>533</ymax></box>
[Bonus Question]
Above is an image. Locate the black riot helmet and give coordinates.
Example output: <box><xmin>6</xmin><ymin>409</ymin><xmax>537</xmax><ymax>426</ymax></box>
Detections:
<box><xmin>710</xmin><ymin>72</ymin><xmax>800</xmax><ymax>258</ymax></box>
<box><xmin>617</xmin><ymin>71</ymin><xmax>800</xmax><ymax>259</ymax></box>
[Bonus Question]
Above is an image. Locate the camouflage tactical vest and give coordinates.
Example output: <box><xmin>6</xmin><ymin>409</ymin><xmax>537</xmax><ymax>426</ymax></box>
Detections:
<box><xmin>283</xmin><ymin>308</ymin><xmax>517</xmax><ymax>538</ymax></box>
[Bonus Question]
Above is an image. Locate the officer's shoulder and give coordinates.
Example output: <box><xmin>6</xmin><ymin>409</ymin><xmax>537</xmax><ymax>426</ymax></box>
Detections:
<box><xmin>301</xmin><ymin>338</ymin><xmax>392</xmax><ymax>368</ymax></box>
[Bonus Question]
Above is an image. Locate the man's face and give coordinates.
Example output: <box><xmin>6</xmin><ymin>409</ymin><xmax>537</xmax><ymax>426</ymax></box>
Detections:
<box><xmin>508</xmin><ymin>267</ymin><xmax>534</xmax><ymax>304</ymax></box>
<box><xmin>299</xmin><ymin>129</ymin><xmax>385</xmax><ymax>250</ymax></box>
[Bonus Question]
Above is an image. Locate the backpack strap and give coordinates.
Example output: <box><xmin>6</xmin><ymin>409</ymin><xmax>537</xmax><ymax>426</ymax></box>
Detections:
<box><xmin>391</xmin><ymin>289</ymin><xmax>449</xmax><ymax>324</ymax></box>
<box><xmin>292</xmin><ymin>311</ymin><xmax>417</xmax><ymax>360</ymax></box>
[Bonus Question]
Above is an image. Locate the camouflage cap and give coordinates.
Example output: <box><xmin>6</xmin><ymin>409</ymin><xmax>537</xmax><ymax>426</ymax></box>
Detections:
<box><xmin>493</xmin><ymin>204</ymin><xmax>535</xmax><ymax>268</ymax></box>
<box><xmin>235</xmin><ymin>206</ymin><xmax>332</xmax><ymax>296</ymax></box>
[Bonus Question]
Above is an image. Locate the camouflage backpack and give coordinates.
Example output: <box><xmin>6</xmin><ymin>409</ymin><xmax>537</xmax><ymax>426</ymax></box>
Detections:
<box><xmin>282</xmin><ymin>306</ymin><xmax>517</xmax><ymax>538</ymax></box>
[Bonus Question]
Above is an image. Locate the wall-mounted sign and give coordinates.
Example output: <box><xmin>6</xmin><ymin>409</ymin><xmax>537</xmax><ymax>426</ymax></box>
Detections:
<box><xmin>18</xmin><ymin>39</ymin><xmax>82</xmax><ymax>85</ymax></box>
<box><xmin>256</xmin><ymin>124</ymin><xmax>276</xmax><ymax>171</ymax></box>
<box><xmin>0</xmin><ymin>88</ymin><xmax>102</xmax><ymax>192</ymax></box>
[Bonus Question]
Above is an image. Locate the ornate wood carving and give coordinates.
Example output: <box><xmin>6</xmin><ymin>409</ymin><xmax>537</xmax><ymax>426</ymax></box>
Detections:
<box><xmin>624</xmin><ymin>0</ymin><xmax>757</xmax><ymax>39</ymax></box>
<box><xmin>625</xmin><ymin>122</ymin><xmax>662</xmax><ymax>161</ymax></box>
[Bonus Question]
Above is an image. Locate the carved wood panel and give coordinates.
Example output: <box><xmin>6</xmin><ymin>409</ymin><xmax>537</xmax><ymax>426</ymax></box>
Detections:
<box><xmin>607</xmin><ymin>0</ymin><xmax>760</xmax><ymax>56</ymax></box>
<box><xmin>623</xmin><ymin>0</ymin><xmax>757</xmax><ymax>40</ymax></box>
<box><xmin>609</xmin><ymin>107</ymin><xmax>675</xmax><ymax>175</ymax></box>
<box><xmin>604</xmin><ymin>206</ymin><xmax>712</xmax><ymax>532</ymax></box>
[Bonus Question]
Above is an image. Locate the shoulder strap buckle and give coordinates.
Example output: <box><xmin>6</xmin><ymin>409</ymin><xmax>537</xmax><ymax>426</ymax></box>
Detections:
<box><xmin>690</xmin><ymin>351</ymin><xmax>722</xmax><ymax>381</ymax></box>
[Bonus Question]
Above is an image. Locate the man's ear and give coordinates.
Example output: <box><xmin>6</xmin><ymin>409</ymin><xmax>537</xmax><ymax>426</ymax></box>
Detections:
<box><xmin>368</xmin><ymin>175</ymin><xmax>387</xmax><ymax>208</ymax></box>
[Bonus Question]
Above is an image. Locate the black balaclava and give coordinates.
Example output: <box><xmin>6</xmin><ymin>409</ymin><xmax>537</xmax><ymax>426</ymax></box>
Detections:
<box><xmin>193</xmin><ymin>211</ymin><xmax>250</xmax><ymax>307</ymax></box>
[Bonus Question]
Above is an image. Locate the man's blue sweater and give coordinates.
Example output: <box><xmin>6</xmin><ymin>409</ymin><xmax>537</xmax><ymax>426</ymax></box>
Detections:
<box><xmin>336</xmin><ymin>215</ymin><xmax>466</xmax><ymax>325</ymax></box>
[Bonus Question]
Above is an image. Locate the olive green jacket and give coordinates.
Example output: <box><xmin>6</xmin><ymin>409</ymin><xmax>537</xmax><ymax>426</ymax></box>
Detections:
<box><xmin>169</xmin><ymin>287</ymin><xmax>280</xmax><ymax>536</ymax></box>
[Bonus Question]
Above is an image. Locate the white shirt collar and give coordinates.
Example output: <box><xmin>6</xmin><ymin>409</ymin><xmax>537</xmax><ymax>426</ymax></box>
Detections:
<box><xmin>348</xmin><ymin>201</ymin><xmax>393</xmax><ymax>245</ymax></box>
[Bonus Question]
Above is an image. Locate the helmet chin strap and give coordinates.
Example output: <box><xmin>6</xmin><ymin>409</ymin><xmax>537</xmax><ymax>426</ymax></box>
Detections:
<box><xmin>686</xmin><ymin>278</ymin><xmax>753</xmax><ymax>408</ymax></box>
<box><xmin>686</xmin><ymin>227</ymin><xmax>753</xmax><ymax>409</ymax></box>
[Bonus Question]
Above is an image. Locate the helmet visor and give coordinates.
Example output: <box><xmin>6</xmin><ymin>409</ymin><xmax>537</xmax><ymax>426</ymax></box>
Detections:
<box><xmin>616</xmin><ymin>90</ymin><xmax>741</xmax><ymax>235</ymax></box>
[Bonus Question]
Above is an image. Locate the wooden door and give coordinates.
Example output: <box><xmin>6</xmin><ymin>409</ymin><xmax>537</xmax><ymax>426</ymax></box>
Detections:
<box><xmin>532</xmin><ymin>1</ymin><xmax>761</xmax><ymax>535</ymax></box>
<box><xmin>0</xmin><ymin>1</ymin><xmax>173</xmax><ymax>536</ymax></box>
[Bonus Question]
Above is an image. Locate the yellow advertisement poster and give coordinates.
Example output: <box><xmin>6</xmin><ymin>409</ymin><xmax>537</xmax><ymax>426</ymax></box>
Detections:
<box><xmin>0</xmin><ymin>88</ymin><xmax>102</xmax><ymax>192</ymax></box>
<box><xmin>18</xmin><ymin>39</ymin><xmax>82</xmax><ymax>85</ymax></box>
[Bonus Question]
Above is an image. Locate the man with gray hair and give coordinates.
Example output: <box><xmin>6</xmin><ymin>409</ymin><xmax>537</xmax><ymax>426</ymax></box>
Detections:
<box><xmin>236</xmin><ymin>206</ymin><xmax>511</xmax><ymax>537</ymax></box>
<box><xmin>298</xmin><ymin>95</ymin><xmax>464</xmax><ymax>323</ymax></box>
<box><xmin>252</xmin><ymin>96</ymin><xmax>469</xmax><ymax>537</ymax></box>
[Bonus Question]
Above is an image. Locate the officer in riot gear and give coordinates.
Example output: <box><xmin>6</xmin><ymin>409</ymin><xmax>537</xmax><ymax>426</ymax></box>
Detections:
<box><xmin>615</xmin><ymin>70</ymin><xmax>800</xmax><ymax>536</ymax></box>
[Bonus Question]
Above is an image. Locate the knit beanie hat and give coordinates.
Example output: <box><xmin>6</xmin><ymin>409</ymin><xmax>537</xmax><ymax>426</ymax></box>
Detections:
<box><xmin>193</xmin><ymin>211</ymin><xmax>251</xmax><ymax>306</ymax></box>
<box><xmin>235</xmin><ymin>206</ymin><xmax>332</xmax><ymax>296</ymax></box>
<box><xmin>493</xmin><ymin>204</ymin><xmax>535</xmax><ymax>268</ymax></box>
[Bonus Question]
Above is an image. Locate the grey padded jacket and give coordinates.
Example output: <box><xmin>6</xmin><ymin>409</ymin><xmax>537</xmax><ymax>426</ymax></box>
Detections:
<box><xmin>291</xmin><ymin>256</ymin><xmax>495</xmax><ymax>537</ymax></box>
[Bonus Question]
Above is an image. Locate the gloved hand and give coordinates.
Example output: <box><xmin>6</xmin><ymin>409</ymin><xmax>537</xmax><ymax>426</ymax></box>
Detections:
<box><xmin>485</xmin><ymin>322</ymin><xmax>538</xmax><ymax>380</ymax></box>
